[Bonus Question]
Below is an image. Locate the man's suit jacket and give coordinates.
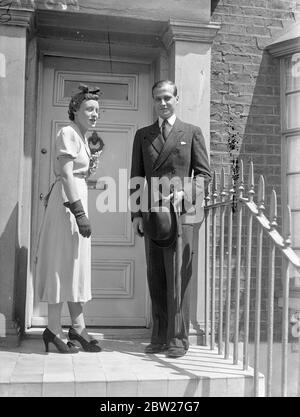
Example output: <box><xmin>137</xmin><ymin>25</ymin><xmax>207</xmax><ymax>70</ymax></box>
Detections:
<box><xmin>130</xmin><ymin>117</ymin><xmax>211</xmax><ymax>223</ymax></box>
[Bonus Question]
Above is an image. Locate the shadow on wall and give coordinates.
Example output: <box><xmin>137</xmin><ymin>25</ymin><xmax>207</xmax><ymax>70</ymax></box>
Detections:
<box><xmin>211</xmin><ymin>0</ymin><xmax>221</xmax><ymax>15</ymax></box>
<box><xmin>211</xmin><ymin>47</ymin><xmax>284</xmax><ymax>343</ymax></box>
<box><xmin>0</xmin><ymin>203</ymin><xmax>28</xmax><ymax>339</ymax></box>
<box><xmin>238</xmin><ymin>49</ymin><xmax>283</xmax><ymax>341</ymax></box>
<box><xmin>240</xmin><ymin>50</ymin><xmax>282</xmax><ymax>208</ymax></box>
<box><xmin>14</xmin><ymin>244</ymin><xmax>28</xmax><ymax>337</ymax></box>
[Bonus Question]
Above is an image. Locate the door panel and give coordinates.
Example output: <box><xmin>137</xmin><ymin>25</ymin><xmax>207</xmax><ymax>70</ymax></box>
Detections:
<box><xmin>32</xmin><ymin>56</ymin><xmax>151</xmax><ymax>326</ymax></box>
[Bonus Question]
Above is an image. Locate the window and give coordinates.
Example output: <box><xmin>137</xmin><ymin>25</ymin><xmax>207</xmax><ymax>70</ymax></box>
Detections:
<box><xmin>268</xmin><ymin>24</ymin><xmax>300</xmax><ymax>289</ymax></box>
<box><xmin>64</xmin><ymin>80</ymin><xmax>129</xmax><ymax>102</ymax></box>
<box><xmin>54</xmin><ymin>71</ymin><xmax>138</xmax><ymax>109</ymax></box>
<box><xmin>284</xmin><ymin>54</ymin><xmax>300</xmax><ymax>285</ymax></box>
<box><xmin>285</xmin><ymin>53</ymin><xmax>300</xmax><ymax>130</ymax></box>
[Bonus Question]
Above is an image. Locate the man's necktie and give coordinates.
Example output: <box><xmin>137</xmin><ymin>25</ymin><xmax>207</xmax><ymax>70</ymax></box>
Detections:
<box><xmin>161</xmin><ymin>119</ymin><xmax>170</xmax><ymax>141</ymax></box>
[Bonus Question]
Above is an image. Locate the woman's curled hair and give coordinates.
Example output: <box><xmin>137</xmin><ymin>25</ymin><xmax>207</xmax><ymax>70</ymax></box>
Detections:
<box><xmin>68</xmin><ymin>84</ymin><xmax>100</xmax><ymax>121</ymax></box>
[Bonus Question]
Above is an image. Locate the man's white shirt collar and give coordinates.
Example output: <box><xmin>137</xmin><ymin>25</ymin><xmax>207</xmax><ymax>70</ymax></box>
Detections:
<box><xmin>159</xmin><ymin>114</ymin><xmax>176</xmax><ymax>128</ymax></box>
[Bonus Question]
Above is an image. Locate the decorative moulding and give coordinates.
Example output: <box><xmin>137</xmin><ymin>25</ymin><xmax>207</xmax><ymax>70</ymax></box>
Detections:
<box><xmin>3</xmin><ymin>7</ymin><xmax>35</xmax><ymax>27</ymax></box>
<box><xmin>267</xmin><ymin>37</ymin><xmax>300</xmax><ymax>58</ymax></box>
<box><xmin>161</xmin><ymin>19</ymin><xmax>220</xmax><ymax>49</ymax></box>
<box><xmin>91</xmin><ymin>259</ymin><xmax>134</xmax><ymax>299</ymax></box>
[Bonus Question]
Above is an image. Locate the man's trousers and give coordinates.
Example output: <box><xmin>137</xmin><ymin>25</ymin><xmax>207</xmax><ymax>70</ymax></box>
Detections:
<box><xmin>144</xmin><ymin>224</ymin><xmax>194</xmax><ymax>350</ymax></box>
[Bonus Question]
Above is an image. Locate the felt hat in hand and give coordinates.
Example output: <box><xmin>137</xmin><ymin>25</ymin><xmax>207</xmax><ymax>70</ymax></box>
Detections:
<box><xmin>142</xmin><ymin>199</ymin><xmax>178</xmax><ymax>248</ymax></box>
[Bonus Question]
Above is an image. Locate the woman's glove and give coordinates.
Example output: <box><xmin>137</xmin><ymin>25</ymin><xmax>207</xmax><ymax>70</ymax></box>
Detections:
<box><xmin>64</xmin><ymin>200</ymin><xmax>91</xmax><ymax>238</ymax></box>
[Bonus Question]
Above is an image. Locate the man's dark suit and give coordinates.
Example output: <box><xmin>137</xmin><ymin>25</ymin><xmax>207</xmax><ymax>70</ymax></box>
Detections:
<box><xmin>130</xmin><ymin>117</ymin><xmax>211</xmax><ymax>351</ymax></box>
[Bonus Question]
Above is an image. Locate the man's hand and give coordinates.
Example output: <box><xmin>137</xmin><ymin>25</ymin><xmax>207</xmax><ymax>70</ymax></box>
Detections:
<box><xmin>132</xmin><ymin>217</ymin><xmax>144</xmax><ymax>237</ymax></box>
<box><xmin>164</xmin><ymin>190</ymin><xmax>185</xmax><ymax>211</ymax></box>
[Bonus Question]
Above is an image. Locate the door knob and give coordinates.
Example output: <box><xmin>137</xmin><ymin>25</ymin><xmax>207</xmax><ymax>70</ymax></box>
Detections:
<box><xmin>41</xmin><ymin>148</ymin><xmax>47</xmax><ymax>154</ymax></box>
<box><xmin>40</xmin><ymin>193</ymin><xmax>44</xmax><ymax>200</ymax></box>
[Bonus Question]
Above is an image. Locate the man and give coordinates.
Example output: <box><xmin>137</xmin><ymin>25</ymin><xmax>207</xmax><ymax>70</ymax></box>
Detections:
<box><xmin>130</xmin><ymin>80</ymin><xmax>211</xmax><ymax>358</ymax></box>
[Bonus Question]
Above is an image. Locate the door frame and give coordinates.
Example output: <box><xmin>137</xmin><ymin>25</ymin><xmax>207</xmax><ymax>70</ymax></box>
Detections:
<box><xmin>26</xmin><ymin>40</ymin><xmax>157</xmax><ymax>329</ymax></box>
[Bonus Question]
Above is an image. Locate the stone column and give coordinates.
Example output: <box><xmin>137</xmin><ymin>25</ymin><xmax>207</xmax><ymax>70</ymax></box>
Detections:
<box><xmin>162</xmin><ymin>19</ymin><xmax>219</xmax><ymax>343</ymax></box>
<box><xmin>0</xmin><ymin>7</ymin><xmax>35</xmax><ymax>345</ymax></box>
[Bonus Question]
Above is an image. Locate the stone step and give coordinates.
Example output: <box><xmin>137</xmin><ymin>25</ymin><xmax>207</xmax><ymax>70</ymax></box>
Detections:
<box><xmin>0</xmin><ymin>334</ymin><xmax>264</xmax><ymax>397</ymax></box>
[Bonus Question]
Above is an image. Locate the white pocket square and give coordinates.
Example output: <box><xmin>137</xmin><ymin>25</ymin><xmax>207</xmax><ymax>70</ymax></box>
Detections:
<box><xmin>180</xmin><ymin>141</ymin><xmax>186</xmax><ymax>145</ymax></box>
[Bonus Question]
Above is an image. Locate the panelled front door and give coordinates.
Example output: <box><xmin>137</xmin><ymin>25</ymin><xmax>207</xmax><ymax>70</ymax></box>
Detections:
<box><xmin>32</xmin><ymin>56</ymin><xmax>151</xmax><ymax>326</ymax></box>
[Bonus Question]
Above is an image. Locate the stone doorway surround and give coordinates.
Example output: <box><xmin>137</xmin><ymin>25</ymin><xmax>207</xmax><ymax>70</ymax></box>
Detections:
<box><xmin>0</xmin><ymin>1</ymin><xmax>219</xmax><ymax>343</ymax></box>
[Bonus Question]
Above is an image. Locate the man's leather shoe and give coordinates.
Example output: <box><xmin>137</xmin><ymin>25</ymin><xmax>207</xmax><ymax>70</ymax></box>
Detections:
<box><xmin>167</xmin><ymin>347</ymin><xmax>187</xmax><ymax>358</ymax></box>
<box><xmin>145</xmin><ymin>343</ymin><xmax>167</xmax><ymax>354</ymax></box>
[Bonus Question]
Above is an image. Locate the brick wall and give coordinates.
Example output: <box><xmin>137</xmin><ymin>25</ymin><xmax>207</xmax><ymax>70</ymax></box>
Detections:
<box><xmin>210</xmin><ymin>0</ymin><xmax>300</xmax><ymax>341</ymax></box>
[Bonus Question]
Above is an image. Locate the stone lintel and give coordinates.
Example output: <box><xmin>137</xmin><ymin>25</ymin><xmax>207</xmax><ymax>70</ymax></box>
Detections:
<box><xmin>162</xmin><ymin>19</ymin><xmax>220</xmax><ymax>49</ymax></box>
<box><xmin>267</xmin><ymin>37</ymin><xmax>300</xmax><ymax>58</ymax></box>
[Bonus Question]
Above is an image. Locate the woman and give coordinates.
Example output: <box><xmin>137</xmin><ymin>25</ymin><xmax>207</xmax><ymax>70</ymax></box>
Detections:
<box><xmin>35</xmin><ymin>85</ymin><xmax>102</xmax><ymax>353</ymax></box>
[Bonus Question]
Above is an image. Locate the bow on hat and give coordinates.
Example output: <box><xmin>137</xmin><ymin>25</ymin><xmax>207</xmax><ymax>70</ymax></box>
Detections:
<box><xmin>78</xmin><ymin>83</ymin><xmax>100</xmax><ymax>95</ymax></box>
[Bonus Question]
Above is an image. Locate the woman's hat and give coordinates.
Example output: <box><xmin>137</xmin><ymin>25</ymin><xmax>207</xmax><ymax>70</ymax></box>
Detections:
<box><xmin>142</xmin><ymin>199</ymin><xmax>178</xmax><ymax>248</ymax></box>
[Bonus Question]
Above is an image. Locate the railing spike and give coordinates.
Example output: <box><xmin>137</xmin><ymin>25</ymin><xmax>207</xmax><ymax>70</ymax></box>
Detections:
<box><xmin>240</xmin><ymin>159</ymin><xmax>244</xmax><ymax>185</ymax></box>
<box><xmin>257</xmin><ymin>175</ymin><xmax>265</xmax><ymax>214</ymax></box>
<box><xmin>212</xmin><ymin>171</ymin><xmax>217</xmax><ymax>192</ymax></box>
<box><xmin>248</xmin><ymin>160</ymin><xmax>255</xmax><ymax>201</ymax></box>
<box><xmin>248</xmin><ymin>160</ymin><xmax>254</xmax><ymax>190</ymax></box>
<box><xmin>221</xmin><ymin>167</ymin><xmax>225</xmax><ymax>191</ymax></box>
<box><xmin>212</xmin><ymin>171</ymin><xmax>218</xmax><ymax>202</ymax></box>
<box><xmin>205</xmin><ymin>182</ymin><xmax>211</xmax><ymax>206</ymax></box>
<box><xmin>283</xmin><ymin>205</ymin><xmax>292</xmax><ymax>247</ymax></box>
<box><xmin>207</xmin><ymin>181</ymin><xmax>211</xmax><ymax>194</ymax></box>
<box><xmin>229</xmin><ymin>168</ymin><xmax>235</xmax><ymax>200</ymax></box>
<box><xmin>270</xmin><ymin>189</ymin><xmax>278</xmax><ymax>229</ymax></box>
<box><xmin>220</xmin><ymin>168</ymin><xmax>227</xmax><ymax>201</ymax></box>
<box><xmin>238</xmin><ymin>159</ymin><xmax>244</xmax><ymax>199</ymax></box>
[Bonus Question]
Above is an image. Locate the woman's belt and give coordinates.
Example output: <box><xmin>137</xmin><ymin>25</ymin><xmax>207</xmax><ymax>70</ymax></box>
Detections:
<box><xmin>43</xmin><ymin>172</ymin><xmax>88</xmax><ymax>207</ymax></box>
<box><xmin>73</xmin><ymin>172</ymin><xmax>88</xmax><ymax>178</ymax></box>
<box><xmin>55</xmin><ymin>172</ymin><xmax>88</xmax><ymax>180</ymax></box>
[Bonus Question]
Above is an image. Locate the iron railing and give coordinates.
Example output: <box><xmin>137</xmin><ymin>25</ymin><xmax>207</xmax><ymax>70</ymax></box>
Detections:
<box><xmin>204</xmin><ymin>160</ymin><xmax>300</xmax><ymax>397</ymax></box>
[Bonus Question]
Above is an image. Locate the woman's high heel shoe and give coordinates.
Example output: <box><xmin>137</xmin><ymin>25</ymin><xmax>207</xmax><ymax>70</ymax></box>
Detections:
<box><xmin>68</xmin><ymin>327</ymin><xmax>102</xmax><ymax>352</ymax></box>
<box><xmin>43</xmin><ymin>327</ymin><xmax>79</xmax><ymax>353</ymax></box>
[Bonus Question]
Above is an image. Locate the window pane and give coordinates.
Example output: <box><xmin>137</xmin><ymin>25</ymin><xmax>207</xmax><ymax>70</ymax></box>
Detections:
<box><xmin>286</xmin><ymin>53</ymin><xmax>300</xmax><ymax>92</ymax></box>
<box><xmin>289</xmin><ymin>248</ymin><xmax>300</xmax><ymax>282</ymax></box>
<box><xmin>287</xmin><ymin>134</ymin><xmax>300</xmax><ymax>172</ymax></box>
<box><xmin>288</xmin><ymin>174</ymin><xmax>300</xmax><ymax>209</ymax></box>
<box><xmin>292</xmin><ymin>211</ymin><xmax>300</xmax><ymax>247</ymax></box>
<box><xmin>64</xmin><ymin>80</ymin><xmax>129</xmax><ymax>101</ymax></box>
<box><xmin>286</xmin><ymin>91</ymin><xmax>300</xmax><ymax>129</ymax></box>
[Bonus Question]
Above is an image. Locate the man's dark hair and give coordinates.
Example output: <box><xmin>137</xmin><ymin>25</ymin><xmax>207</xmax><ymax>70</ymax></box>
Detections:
<box><xmin>152</xmin><ymin>80</ymin><xmax>177</xmax><ymax>98</ymax></box>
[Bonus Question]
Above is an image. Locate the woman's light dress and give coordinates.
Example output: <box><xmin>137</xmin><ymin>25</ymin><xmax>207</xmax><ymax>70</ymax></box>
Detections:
<box><xmin>35</xmin><ymin>122</ymin><xmax>92</xmax><ymax>304</ymax></box>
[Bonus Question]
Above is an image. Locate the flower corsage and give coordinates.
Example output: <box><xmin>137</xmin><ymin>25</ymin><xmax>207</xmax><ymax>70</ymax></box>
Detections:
<box><xmin>87</xmin><ymin>131</ymin><xmax>104</xmax><ymax>177</ymax></box>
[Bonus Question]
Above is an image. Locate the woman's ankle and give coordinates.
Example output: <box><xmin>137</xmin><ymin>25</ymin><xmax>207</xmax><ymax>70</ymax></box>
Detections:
<box><xmin>47</xmin><ymin>326</ymin><xmax>65</xmax><ymax>338</ymax></box>
<box><xmin>71</xmin><ymin>325</ymin><xmax>90</xmax><ymax>341</ymax></box>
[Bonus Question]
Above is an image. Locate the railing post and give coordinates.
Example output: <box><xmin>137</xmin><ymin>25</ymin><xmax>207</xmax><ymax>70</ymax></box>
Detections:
<box><xmin>233</xmin><ymin>160</ymin><xmax>244</xmax><ymax>365</ymax></box>
<box><xmin>225</xmin><ymin>177</ymin><xmax>234</xmax><ymax>359</ymax></box>
<box><xmin>210</xmin><ymin>172</ymin><xmax>218</xmax><ymax>350</ymax></box>
<box><xmin>281</xmin><ymin>207</ymin><xmax>291</xmax><ymax>397</ymax></box>
<box><xmin>266</xmin><ymin>190</ymin><xmax>277</xmax><ymax>397</ymax></box>
<box><xmin>204</xmin><ymin>183</ymin><xmax>211</xmax><ymax>346</ymax></box>
<box><xmin>254</xmin><ymin>175</ymin><xmax>265</xmax><ymax>397</ymax></box>
<box><xmin>218</xmin><ymin>168</ymin><xmax>226</xmax><ymax>355</ymax></box>
<box><xmin>243</xmin><ymin>161</ymin><xmax>254</xmax><ymax>371</ymax></box>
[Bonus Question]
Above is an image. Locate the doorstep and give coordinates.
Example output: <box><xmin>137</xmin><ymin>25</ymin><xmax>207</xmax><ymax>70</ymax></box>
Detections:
<box><xmin>0</xmin><ymin>329</ymin><xmax>265</xmax><ymax>397</ymax></box>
